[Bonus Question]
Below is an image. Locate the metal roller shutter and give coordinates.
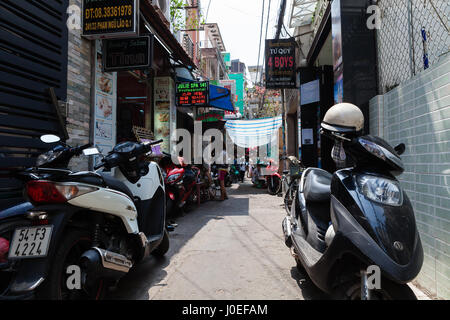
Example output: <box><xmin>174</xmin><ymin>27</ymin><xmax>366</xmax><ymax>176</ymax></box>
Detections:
<box><xmin>0</xmin><ymin>0</ymin><xmax>69</xmax><ymax>209</ymax></box>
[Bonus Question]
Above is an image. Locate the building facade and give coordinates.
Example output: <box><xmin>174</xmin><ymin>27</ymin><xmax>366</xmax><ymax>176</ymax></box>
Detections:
<box><xmin>288</xmin><ymin>0</ymin><xmax>450</xmax><ymax>299</ymax></box>
<box><xmin>0</xmin><ymin>0</ymin><xmax>197</xmax><ymax>209</ymax></box>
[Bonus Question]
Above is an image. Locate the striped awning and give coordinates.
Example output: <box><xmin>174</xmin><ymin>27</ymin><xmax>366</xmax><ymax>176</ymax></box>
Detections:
<box><xmin>225</xmin><ymin>116</ymin><xmax>282</xmax><ymax>148</ymax></box>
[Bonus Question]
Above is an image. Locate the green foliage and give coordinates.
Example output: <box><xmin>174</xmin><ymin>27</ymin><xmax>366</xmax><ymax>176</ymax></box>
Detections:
<box><xmin>170</xmin><ymin>0</ymin><xmax>204</xmax><ymax>32</ymax></box>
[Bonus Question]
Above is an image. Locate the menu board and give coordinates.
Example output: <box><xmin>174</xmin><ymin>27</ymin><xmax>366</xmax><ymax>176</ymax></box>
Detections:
<box><xmin>82</xmin><ymin>0</ymin><xmax>138</xmax><ymax>39</ymax></box>
<box><xmin>176</xmin><ymin>81</ymin><xmax>209</xmax><ymax>107</ymax></box>
<box><xmin>154</xmin><ymin>77</ymin><xmax>176</xmax><ymax>153</ymax></box>
<box><xmin>94</xmin><ymin>40</ymin><xmax>117</xmax><ymax>168</ymax></box>
<box><xmin>103</xmin><ymin>36</ymin><xmax>153</xmax><ymax>72</ymax></box>
<box><xmin>265</xmin><ymin>38</ymin><xmax>297</xmax><ymax>89</ymax></box>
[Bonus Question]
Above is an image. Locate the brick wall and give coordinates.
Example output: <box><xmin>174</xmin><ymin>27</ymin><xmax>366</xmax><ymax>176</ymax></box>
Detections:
<box><xmin>369</xmin><ymin>53</ymin><xmax>450</xmax><ymax>299</ymax></box>
<box><xmin>66</xmin><ymin>0</ymin><xmax>93</xmax><ymax>171</ymax></box>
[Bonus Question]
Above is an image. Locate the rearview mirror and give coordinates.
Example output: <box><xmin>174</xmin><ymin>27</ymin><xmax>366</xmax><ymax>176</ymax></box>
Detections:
<box><xmin>40</xmin><ymin>134</ymin><xmax>60</xmax><ymax>144</ymax></box>
<box><xmin>83</xmin><ymin>147</ymin><xmax>100</xmax><ymax>156</ymax></box>
<box><xmin>394</xmin><ymin>143</ymin><xmax>406</xmax><ymax>156</ymax></box>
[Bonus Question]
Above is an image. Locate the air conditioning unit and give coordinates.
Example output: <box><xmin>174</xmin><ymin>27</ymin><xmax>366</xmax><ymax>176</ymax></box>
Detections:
<box><xmin>153</xmin><ymin>0</ymin><xmax>171</xmax><ymax>28</ymax></box>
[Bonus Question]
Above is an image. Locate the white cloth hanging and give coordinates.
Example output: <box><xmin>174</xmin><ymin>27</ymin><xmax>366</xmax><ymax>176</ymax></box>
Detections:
<box><xmin>225</xmin><ymin>116</ymin><xmax>282</xmax><ymax>148</ymax></box>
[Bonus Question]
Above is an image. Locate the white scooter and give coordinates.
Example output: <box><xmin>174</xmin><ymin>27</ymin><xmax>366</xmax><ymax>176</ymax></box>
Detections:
<box><xmin>1</xmin><ymin>136</ymin><xmax>169</xmax><ymax>299</ymax></box>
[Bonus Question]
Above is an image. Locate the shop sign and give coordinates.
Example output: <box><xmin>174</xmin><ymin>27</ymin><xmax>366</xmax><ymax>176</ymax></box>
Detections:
<box><xmin>176</xmin><ymin>81</ymin><xmax>210</xmax><ymax>107</ymax></box>
<box><xmin>102</xmin><ymin>36</ymin><xmax>153</xmax><ymax>72</ymax></box>
<box><xmin>82</xmin><ymin>0</ymin><xmax>139</xmax><ymax>39</ymax></box>
<box><xmin>93</xmin><ymin>40</ymin><xmax>117</xmax><ymax>169</ymax></box>
<box><xmin>154</xmin><ymin>77</ymin><xmax>176</xmax><ymax>153</ymax></box>
<box><xmin>219</xmin><ymin>80</ymin><xmax>236</xmax><ymax>105</ymax></box>
<box><xmin>195</xmin><ymin>111</ymin><xmax>224</xmax><ymax>122</ymax></box>
<box><xmin>265</xmin><ymin>38</ymin><xmax>296</xmax><ymax>89</ymax></box>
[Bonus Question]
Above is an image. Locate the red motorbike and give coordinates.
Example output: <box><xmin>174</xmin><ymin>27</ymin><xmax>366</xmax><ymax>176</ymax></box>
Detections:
<box><xmin>251</xmin><ymin>159</ymin><xmax>282</xmax><ymax>195</ymax></box>
<box><xmin>159</xmin><ymin>156</ymin><xmax>200</xmax><ymax>217</ymax></box>
<box><xmin>263</xmin><ymin>159</ymin><xmax>282</xmax><ymax>195</ymax></box>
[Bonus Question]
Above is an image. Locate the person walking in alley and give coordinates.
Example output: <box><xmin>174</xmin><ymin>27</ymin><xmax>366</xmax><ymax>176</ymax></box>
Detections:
<box><xmin>216</xmin><ymin>149</ymin><xmax>229</xmax><ymax>201</ymax></box>
<box><xmin>239</xmin><ymin>160</ymin><xmax>246</xmax><ymax>183</ymax></box>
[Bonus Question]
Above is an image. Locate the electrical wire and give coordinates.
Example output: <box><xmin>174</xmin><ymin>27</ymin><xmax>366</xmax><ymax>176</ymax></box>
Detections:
<box><xmin>255</xmin><ymin>0</ymin><xmax>266</xmax><ymax>86</ymax></box>
<box><xmin>205</xmin><ymin>0</ymin><xmax>212</xmax><ymax>22</ymax></box>
<box><xmin>259</xmin><ymin>0</ymin><xmax>272</xmax><ymax>85</ymax></box>
<box><xmin>282</xmin><ymin>23</ymin><xmax>292</xmax><ymax>38</ymax></box>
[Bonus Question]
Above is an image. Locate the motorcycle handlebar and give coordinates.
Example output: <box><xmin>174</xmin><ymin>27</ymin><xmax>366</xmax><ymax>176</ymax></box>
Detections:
<box><xmin>142</xmin><ymin>139</ymin><xmax>163</xmax><ymax>153</ymax></box>
<box><xmin>72</xmin><ymin>143</ymin><xmax>93</xmax><ymax>156</ymax></box>
<box><xmin>149</xmin><ymin>139</ymin><xmax>163</xmax><ymax>146</ymax></box>
<box><xmin>94</xmin><ymin>140</ymin><xmax>163</xmax><ymax>171</ymax></box>
<box><xmin>94</xmin><ymin>162</ymin><xmax>104</xmax><ymax>170</ymax></box>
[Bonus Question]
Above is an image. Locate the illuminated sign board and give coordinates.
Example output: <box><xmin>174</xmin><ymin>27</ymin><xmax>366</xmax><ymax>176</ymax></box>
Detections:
<box><xmin>82</xmin><ymin>0</ymin><xmax>139</xmax><ymax>39</ymax></box>
<box><xmin>176</xmin><ymin>81</ymin><xmax>209</xmax><ymax>107</ymax></box>
<box><xmin>103</xmin><ymin>36</ymin><xmax>153</xmax><ymax>72</ymax></box>
<box><xmin>265</xmin><ymin>38</ymin><xmax>297</xmax><ymax>89</ymax></box>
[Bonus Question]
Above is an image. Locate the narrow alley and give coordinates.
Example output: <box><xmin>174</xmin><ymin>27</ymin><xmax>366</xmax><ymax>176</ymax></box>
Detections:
<box><xmin>108</xmin><ymin>181</ymin><xmax>327</xmax><ymax>300</ymax></box>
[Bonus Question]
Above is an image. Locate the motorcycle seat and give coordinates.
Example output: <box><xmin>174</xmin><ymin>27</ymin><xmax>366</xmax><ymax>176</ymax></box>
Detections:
<box><xmin>100</xmin><ymin>173</ymin><xmax>134</xmax><ymax>200</ymax></box>
<box><xmin>304</xmin><ymin>169</ymin><xmax>332</xmax><ymax>203</ymax></box>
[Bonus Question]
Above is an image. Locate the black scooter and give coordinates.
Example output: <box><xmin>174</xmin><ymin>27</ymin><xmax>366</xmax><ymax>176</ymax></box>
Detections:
<box><xmin>282</xmin><ymin>129</ymin><xmax>423</xmax><ymax>300</ymax></box>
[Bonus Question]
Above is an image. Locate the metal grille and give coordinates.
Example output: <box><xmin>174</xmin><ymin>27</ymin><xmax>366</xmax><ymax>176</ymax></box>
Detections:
<box><xmin>377</xmin><ymin>0</ymin><xmax>450</xmax><ymax>93</ymax></box>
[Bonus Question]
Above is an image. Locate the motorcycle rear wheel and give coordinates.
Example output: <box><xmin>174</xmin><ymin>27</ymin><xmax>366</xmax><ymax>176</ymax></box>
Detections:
<box><xmin>36</xmin><ymin>228</ymin><xmax>105</xmax><ymax>300</ymax></box>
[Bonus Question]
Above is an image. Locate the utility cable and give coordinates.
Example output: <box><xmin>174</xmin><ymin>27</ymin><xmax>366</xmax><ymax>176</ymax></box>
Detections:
<box><xmin>275</xmin><ymin>0</ymin><xmax>287</xmax><ymax>40</ymax></box>
<box><xmin>205</xmin><ymin>0</ymin><xmax>212</xmax><ymax>22</ymax></box>
<box><xmin>259</xmin><ymin>0</ymin><xmax>272</xmax><ymax>85</ymax></box>
<box><xmin>255</xmin><ymin>0</ymin><xmax>266</xmax><ymax>87</ymax></box>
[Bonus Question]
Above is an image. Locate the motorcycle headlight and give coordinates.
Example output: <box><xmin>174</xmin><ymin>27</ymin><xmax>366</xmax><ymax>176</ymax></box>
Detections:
<box><xmin>36</xmin><ymin>150</ymin><xmax>63</xmax><ymax>167</ymax></box>
<box><xmin>167</xmin><ymin>173</ymin><xmax>181</xmax><ymax>184</ymax></box>
<box><xmin>356</xmin><ymin>175</ymin><xmax>403</xmax><ymax>206</ymax></box>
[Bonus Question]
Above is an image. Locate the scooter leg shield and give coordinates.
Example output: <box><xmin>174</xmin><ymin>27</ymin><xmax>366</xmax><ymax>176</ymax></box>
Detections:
<box><xmin>330</xmin><ymin>196</ymin><xmax>424</xmax><ymax>284</ymax></box>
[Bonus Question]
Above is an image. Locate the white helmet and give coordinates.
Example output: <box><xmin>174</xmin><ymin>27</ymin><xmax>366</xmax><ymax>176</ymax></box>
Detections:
<box><xmin>321</xmin><ymin>103</ymin><xmax>364</xmax><ymax>133</ymax></box>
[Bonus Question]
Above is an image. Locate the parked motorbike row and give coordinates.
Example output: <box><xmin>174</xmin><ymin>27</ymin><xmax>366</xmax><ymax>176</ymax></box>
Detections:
<box><xmin>281</xmin><ymin>103</ymin><xmax>424</xmax><ymax>300</ymax></box>
<box><xmin>0</xmin><ymin>136</ymin><xmax>174</xmax><ymax>299</ymax></box>
<box><xmin>0</xmin><ymin>136</ymin><xmax>245</xmax><ymax>300</ymax></box>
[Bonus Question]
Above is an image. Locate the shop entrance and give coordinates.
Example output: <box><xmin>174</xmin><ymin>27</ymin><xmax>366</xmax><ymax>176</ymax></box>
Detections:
<box><xmin>117</xmin><ymin>71</ymin><xmax>151</xmax><ymax>143</ymax></box>
<box><xmin>299</xmin><ymin>65</ymin><xmax>334</xmax><ymax>173</ymax></box>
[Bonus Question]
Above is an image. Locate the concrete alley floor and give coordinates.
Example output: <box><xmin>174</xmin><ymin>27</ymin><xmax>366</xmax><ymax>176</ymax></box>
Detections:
<box><xmin>107</xmin><ymin>179</ymin><xmax>329</xmax><ymax>300</ymax></box>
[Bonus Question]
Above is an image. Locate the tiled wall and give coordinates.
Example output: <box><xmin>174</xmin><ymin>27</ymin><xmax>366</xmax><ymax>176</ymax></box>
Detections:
<box><xmin>370</xmin><ymin>53</ymin><xmax>450</xmax><ymax>299</ymax></box>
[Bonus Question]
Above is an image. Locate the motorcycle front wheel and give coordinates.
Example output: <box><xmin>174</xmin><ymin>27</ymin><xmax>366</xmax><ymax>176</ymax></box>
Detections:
<box><xmin>151</xmin><ymin>229</ymin><xmax>170</xmax><ymax>257</ymax></box>
<box><xmin>267</xmin><ymin>176</ymin><xmax>282</xmax><ymax>195</ymax></box>
<box><xmin>333</xmin><ymin>277</ymin><xmax>417</xmax><ymax>300</ymax></box>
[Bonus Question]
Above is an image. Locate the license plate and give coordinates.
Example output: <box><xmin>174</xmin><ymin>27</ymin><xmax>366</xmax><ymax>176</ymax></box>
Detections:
<box><xmin>8</xmin><ymin>226</ymin><xmax>52</xmax><ymax>259</ymax></box>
